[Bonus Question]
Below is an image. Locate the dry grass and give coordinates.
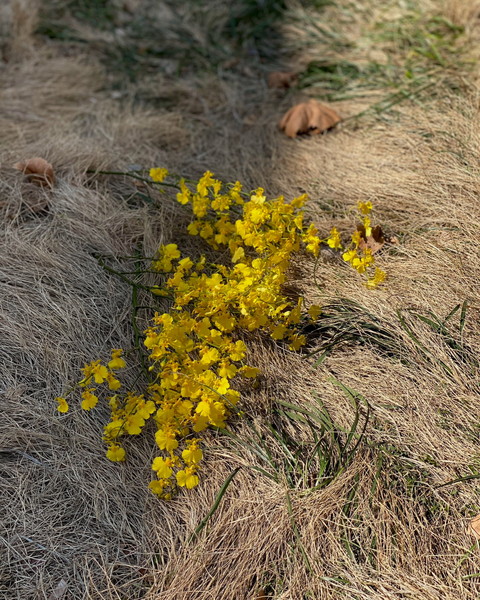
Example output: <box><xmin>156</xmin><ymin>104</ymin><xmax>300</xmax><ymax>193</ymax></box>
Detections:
<box><xmin>2</xmin><ymin>0</ymin><xmax>480</xmax><ymax>598</ymax></box>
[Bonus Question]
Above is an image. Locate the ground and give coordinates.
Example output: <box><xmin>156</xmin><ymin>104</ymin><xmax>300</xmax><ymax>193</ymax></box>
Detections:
<box><xmin>2</xmin><ymin>0</ymin><xmax>480</xmax><ymax>598</ymax></box>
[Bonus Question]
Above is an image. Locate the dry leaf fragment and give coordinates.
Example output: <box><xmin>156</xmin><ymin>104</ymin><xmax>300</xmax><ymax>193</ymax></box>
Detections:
<box><xmin>358</xmin><ymin>224</ymin><xmax>385</xmax><ymax>254</ymax></box>
<box><xmin>470</xmin><ymin>514</ymin><xmax>480</xmax><ymax>538</ymax></box>
<box><xmin>13</xmin><ymin>157</ymin><xmax>55</xmax><ymax>188</ymax></box>
<box><xmin>267</xmin><ymin>71</ymin><xmax>298</xmax><ymax>89</ymax></box>
<box><xmin>279</xmin><ymin>99</ymin><xmax>341</xmax><ymax>138</ymax></box>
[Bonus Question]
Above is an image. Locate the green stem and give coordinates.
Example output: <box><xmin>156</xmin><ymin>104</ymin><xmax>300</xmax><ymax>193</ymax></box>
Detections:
<box><xmin>86</xmin><ymin>169</ymin><xmax>180</xmax><ymax>190</ymax></box>
<box><xmin>93</xmin><ymin>253</ymin><xmax>169</xmax><ymax>295</ymax></box>
<box><xmin>189</xmin><ymin>467</ymin><xmax>241</xmax><ymax>543</ymax></box>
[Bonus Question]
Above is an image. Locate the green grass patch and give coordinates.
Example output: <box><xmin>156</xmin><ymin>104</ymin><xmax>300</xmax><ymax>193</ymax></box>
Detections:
<box><xmin>297</xmin><ymin>7</ymin><xmax>467</xmax><ymax>105</ymax></box>
<box><xmin>224</xmin><ymin>378</ymin><xmax>369</xmax><ymax>492</ymax></box>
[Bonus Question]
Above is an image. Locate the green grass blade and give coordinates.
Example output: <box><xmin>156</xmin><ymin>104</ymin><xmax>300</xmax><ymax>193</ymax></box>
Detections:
<box><xmin>189</xmin><ymin>467</ymin><xmax>241</xmax><ymax>543</ymax></box>
<box><xmin>460</xmin><ymin>300</ymin><xmax>469</xmax><ymax>335</ymax></box>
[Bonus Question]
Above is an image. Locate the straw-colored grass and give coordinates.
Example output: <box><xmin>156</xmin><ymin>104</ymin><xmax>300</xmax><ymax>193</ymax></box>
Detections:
<box><xmin>2</xmin><ymin>0</ymin><xmax>480</xmax><ymax>598</ymax></box>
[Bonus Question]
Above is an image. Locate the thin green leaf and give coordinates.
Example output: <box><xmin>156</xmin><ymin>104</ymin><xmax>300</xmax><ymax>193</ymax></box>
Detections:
<box><xmin>189</xmin><ymin>467</ymin><xmax>241</xmax><ymax>542</ymax></box>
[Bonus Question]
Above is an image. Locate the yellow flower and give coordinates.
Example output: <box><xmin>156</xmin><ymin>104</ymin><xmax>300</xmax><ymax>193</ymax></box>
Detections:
<box><xmin>288</xmin><ymin>334</ymin><xmax>306</xmax><ymax>351</ymax></box>
<box><xmin>150</xmin><ymin>286</ymin><xmax>169</xmax><ymax>296</ymax></box>
<box><xmin>357</xmin><ymin>200</ymin><xmax>373</xmax><ymax>215</ymax></box>
<box><xmin>229</xmin><ymin>181</ymin><xmax>244</xmax><ymax>204</ymax></box>
<box><xmin>187</xmin><ymin>221</ymin><xmax>200</xmax><ymax>236</ymax></box>
<box><xmin>136</xmin><ymin>399</ymin><xmax>156</xmax><ymax>419</ymax></box>
<box><xmin>124</xmin><ymin>413</ymin><xmax>145</xmax><ymax>435</ymax></box>
<box><xmin>103</xmin><ymin>419</ymin><xmax>124</xmax><ymax>441</ymax></box>
<box><xmin>176</xmin><ymin>467</ymin><xmax>199</xmax><ymax>489</ymax></box>
<box><xmin>215</xmin><ymin>377</ymin><xmax>230</xmax><ymax>395</ymax></box>
<box><xmin>251</xmin><ymin>188</ymin><xmax>266</xmax><ymax>203</ymax></box>
<box><xmin>178</xmin><ymin>257</ymin><xmax>194</xmax><ymax>270</ymax></box>
<box><xmin>81</xmin><ymin>360</ymin><xmax>109</xmax><ymax>384</ymax></box>
<box><xmin>149</xmin><ymin>479</ymin><xmax>169</xmax><ymax>496</ymax></box>
<box><xmin>76</xmin><ymin>170</ymin><xmax>388</xmax><ymax>499</ymax></box>
<box><xmin>152</xmin><ymin>457</ymin><xmax>173</xmax><ymax>478</ymax></box>
<box><xmin>229</xmin><ymin>340</ymin><xmax>246</xmax><ymax>361</ymax></box>
<box><xmin>362</xmin><ymin>216</ymin><xmax>372</xmax><ymax>237</ymax></box>
<box><xmin>200</xmin><ymin>347</ymin><xmax>220</xmax><ymax>367</ymax></box>
<box><xmin>365</xmin><ymin>268</ymin><xmax>387</xmax><ymax>289</ymax></box>
<box><xmin>192</xmin><ymin>414</ymin><xmax>209</xmax><ymax>432</ymax></box>
<box><xmin>182</xmin><ymin>443</ymin><xmax>203</xmax><ymax>464</ymax></box>
<box><xmin>162</xmin><ymin>243</ymin><xmax>181</xmax><ymax>260</ymax></box>
<box><xmin>213</xmin><ymin>312</ymin><xmax>236</xmax><ymax>332</ymax></box>
<box><xmin>271</xmin><ymin>323</ymin><xmax>288</xmax><ymax>340</ymax></box>
<box><xmin>326</xmin><ymin>227</ymin><xmax>342</xmax><ymax>250</ymax></box>
<box><xmin>106</xmin><ymin>372</ymin><xmax>121</xmax><ymax>391</ymax></box>
<box><xmin>342</xmin><ymin>249</ymin><xmax>357</xmax><ymax>263</ymax></box>
<box><xmin>106</xmin><ymin>444</ymin><xmax>126</xmax><ymax>462</ymax></box>
<box><xmin>196</xmin><ymin>397</ymin><xmax>213</xmax><ymax>418</ymax></box>
<box><xmin>155</xmin><ymin>428</ymin><xmax>179</xmax><ymax>452</ymax></box>
<box><xmin>81</xmin><ymin>389</ymin><xmax>99</xmax><ymax>411</ymax></box>
<box><xmin>351</xmin><ymin>230</ymin><xmax>362</xmax><ymax>247</ymax></box>
<box><xmin>176</xmin><ymin>178</ymin><xmax>191</xmax><ymax>205</ymax></box>
<box><xmin>55</xmin><ymin>397</ymin><xmax>69</xmax><ymax>413</ymax></box>
<box><xmin>302</xmin><ymin>224</ymin><xmax>321</xmax><ymax>256</ymax></box>
<box><xmin>211</xmin><ymin>194</ymin><xmax>231</xmax><ymax>212</ymax></box>
<box><xmin>291</xmin><ymin>193</ymin><xmax>307</xmax><ymax>209</ymax></box>
<box><xmin>218</xmin><ymin>361</ymin><xmax>237</xmax><ymax>378</ymax></box>
<box><xmin>108</xmin><ymin>349</ymin><xmax>126</xmax><ymax>370</ymax></box>
<box><xmin>149</xmin><ymin>167</ymin><xmax>169</xmax><ymax>183</ymax></box>
<box><xmin>308</xmin><ymin>304</ymin><xmax>322</xmax><ymax>320</ymax></box>
<box><xmin>351</xmin><ymin>257</ymin><xmax>368</xmax><ymax>273</ymax></box>
<box><xmin>239</xmin><ymin>366</ymin><xmax>260</xmax><ymax>378</ymax></box>
<box><xmin>232</xmin><ymin>247</ymin><xmax>245</xmax><ymax>263</ymax></box>
<box><xmin>197</xmin><ymin>171</ymin><xmax>217</xmax><ymax>196</ymax></box>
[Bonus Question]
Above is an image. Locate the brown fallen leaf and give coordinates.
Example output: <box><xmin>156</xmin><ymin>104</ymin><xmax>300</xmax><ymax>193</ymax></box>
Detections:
<box><xmin>357</xmin><ymin>224</ymin><xmax>385</xmax><ymax>254</ymax></box>
<box><xmin>470</xmin><ymin>514</ymin><xmax>480</xmax><ymax>538</ymax></box>
<box><xmin>267</xmin><ymin>71</ymin><xmax>298</xmax><ymax>89</ymax></box>
<box><xmin>279</xmin><ymin>99</ymin><xmax>341</xmax><ymax>138</ymax></box>
<box><xmin>13</xmin><ymin>157</ymin><xmax>55</xmax><ymax>188</ymax></box>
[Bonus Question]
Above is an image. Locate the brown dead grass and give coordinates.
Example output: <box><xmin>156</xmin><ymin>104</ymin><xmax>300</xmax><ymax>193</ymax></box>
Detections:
<box><xmin>2</xmin><ymin>0</ymin><xmax>480</xmax><ymax>598</ymax></box>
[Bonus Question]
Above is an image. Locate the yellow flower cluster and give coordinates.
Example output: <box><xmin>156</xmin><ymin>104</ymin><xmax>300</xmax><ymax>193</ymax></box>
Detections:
<box><xmin>55</xmin><ymin>350</ymin><xmax>125</xmax><ymax>414</ymax></box>
<box><xmin>340</xmin><ymin>201</ymin><xmax>386</xmax><ymax>288</ymax></box>
<box><xmin>140</xmin><ymin>172</ymin><xmax>325</xmax><ymax>497</ymax></box>
<box><xmin>55</xmin><ymin>170</ymin><xmax>387</xmax><ymax>499</ymax></box>
<box><xmin>149</xmin><ymin>167</ymin><xmax>169</xmax><ymax>183</ymax></box>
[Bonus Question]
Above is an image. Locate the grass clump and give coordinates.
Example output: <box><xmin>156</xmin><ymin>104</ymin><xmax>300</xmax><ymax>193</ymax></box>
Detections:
<box><xmin>225</xmin><ymin>379</ymin><xmax>369</xmax><ymax>492</ymax></box>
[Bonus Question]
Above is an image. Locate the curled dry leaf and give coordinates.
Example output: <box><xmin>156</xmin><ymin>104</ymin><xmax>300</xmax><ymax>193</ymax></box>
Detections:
<box><xmin>470</xmin><ymin>514</ymin><xmax>480</xmax><ymax>539</ymax></box>
<box><xmin>267</xmin><ymin>71</ymin><xmax>298</xmax><ymax>89</ymax></box>
<box><xmin>358</xmin><ymin>225</ymin><xmax>399</xmax><ymax>254</ymax></box>
<box><xmin>358</xmin><ymin>224</ymin><xmax>385</xmax><ymax>254</ymax></box>
<box><xmin>279</xmin><ymin>99</ymin><xmax>340</xmax><ymax>138</ymax></box>
<box><xmin>13</xmin><ymin>157</ymin><xmax>55</xmax><ymax>188</ymax></box>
